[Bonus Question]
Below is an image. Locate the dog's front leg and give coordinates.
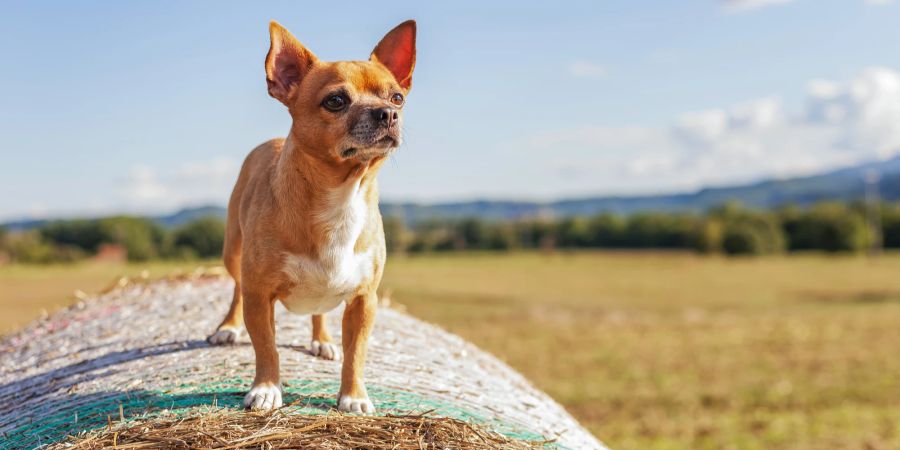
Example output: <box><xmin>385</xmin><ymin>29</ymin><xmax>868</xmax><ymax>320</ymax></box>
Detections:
<box><xmin>338</xmin><ymin>291</ymin><xmax>377</xmax><ymax>414</ymax></box>
<box><xmin>242</xmin><ymin>289</ymin><xmax>282</xmax><ymax>410</ymax></box>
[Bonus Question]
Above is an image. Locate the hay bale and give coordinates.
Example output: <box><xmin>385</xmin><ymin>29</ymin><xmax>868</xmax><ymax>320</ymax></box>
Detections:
<box><xmin>47</xmin><ymin>409</ymin><xmax>553</xmax><ymax>449</ymax></box>
<box><xmin>0</xmin><ymin>274</ymin><xmax>606</xmax><ymax>449</ymax></box>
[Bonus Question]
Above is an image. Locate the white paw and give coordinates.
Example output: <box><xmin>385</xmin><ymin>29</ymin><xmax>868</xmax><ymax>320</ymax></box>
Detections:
<box><xmin>310</xmin><ymin>340</ymin><xmax>341</xmax><ymax>360</ymax></box>
<box><xmin>243</xmin><ymin>383</ymin><xmax>283</xmax><ymax>410</ymax></box>
<box><xmin>207</xmin><ymin>326</ymin><xmax>242</xmax><ymax>345</ymax></box>
<box><xmin>338</xmin><ymin>394</ymin><xmax>375</xmax><ymax>414</ymax></box>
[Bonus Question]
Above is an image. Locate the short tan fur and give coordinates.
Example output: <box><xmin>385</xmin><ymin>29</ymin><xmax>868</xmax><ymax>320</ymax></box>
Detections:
<box><xmin>207</xmin><ymin>19</ymin><xmax>416</xmax><ymax>413</ymax></box>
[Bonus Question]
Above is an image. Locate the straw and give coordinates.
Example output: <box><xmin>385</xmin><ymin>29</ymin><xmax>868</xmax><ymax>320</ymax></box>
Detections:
<box><xmin>0</xmin><ymin>270</ymin><xmax>606</xmax><ymax>450</ymax></box>
<box><xmin>50</xmin><ymin>408</ymin><xmax>552</xmax><ymax>449</ymax></box>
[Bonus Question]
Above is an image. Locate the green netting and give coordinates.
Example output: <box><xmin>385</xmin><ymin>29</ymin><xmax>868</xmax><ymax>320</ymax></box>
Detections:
<box><xmin>4</xmin><ymin>377</ymin><xmax>561</xmax><ymax>449</ymax></box>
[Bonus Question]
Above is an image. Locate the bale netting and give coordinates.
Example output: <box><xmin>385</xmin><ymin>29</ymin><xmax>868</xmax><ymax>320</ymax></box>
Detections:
<box><xmin>0</xmin><ymin>271</ymin><xmax>607</xmax><ymax>449</ymax></box>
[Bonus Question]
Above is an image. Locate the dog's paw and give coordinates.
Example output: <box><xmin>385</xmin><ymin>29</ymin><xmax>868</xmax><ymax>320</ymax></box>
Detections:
<box><xmin>310</xmin><ymin>340</ymin><xmax>341</xmax><ymax>360</ymax></box>
<box><xmin>207</xmin><ymin>326</ymin><xmax>242</xmax><ymax>345</ymax></box>
<box><xmin>243</xmin><ymin>383</ymin><xmax>283</xmax><ymax>410</ymax></box>
<box><xmin>338</xmin><ymin>394</ymin><xmax>375</xmax><ymax>414</ymax></box>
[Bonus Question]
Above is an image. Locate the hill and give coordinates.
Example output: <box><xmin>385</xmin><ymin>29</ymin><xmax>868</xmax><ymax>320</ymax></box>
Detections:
<box><xmin>3</xmin><ymin>155</ymin><xmax>899</xmax><ymax>229</ymax></box>
<box><xmin>383</xmin><ymin>155</ymin><xmax>900</xmax><ymax>222</ymax></box>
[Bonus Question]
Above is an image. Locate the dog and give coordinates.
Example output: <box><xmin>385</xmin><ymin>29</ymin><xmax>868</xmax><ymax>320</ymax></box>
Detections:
<box><xmin>207</xmin><ymin>19</ymin><xmax>416</xmax><ymax>414</ymax></box>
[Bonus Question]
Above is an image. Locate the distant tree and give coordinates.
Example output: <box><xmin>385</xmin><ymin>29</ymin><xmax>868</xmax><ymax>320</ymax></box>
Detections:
<box><xmin>588</xmin><ymin>213</ymin><xmax>625</xmax><ymax>247</ymax></box>
<box><xmin>172</xmin><ymin>216</ymin><xmax>226</xmax><ymax>259</ymax></box>
<box><xmin>691</xmin><ymin>218</ymin><xmax>724</xmax><ymax>254</ymax></box>
<box><xmin>405</xmin><ymin>236</ymin><xmax>430</xmax><ymax>253</ymax></box>
<box><xmin>784</xmin><ymin>203</ymin><xmax>868</xmax><ymax>252</ymax></box>
<box><xmin>881</xmin><ymin>204</ymin><xmax>900</xmax><ymax>249</ymax></box>
<box><xmin>622</xmin><ymin>214</ymin><xmax>658</xmax><ymax>247</ymax></box>
<box><xmin>621</xmin><ymin>213</ymin><xmax>696</xmax><ymax>248</ymax></box>
<box><xmin>98</xmin><ymin>216</ymin><xmax>166</xmax><ymax>261</ymax></box>
<box><xmin>38</xmin><ymin>217</ymin><xmax>163</xmax><ymax>261</ymax></box>
<box><xmin>456</xmin><ymin>218</ymin><xmax>489</xmax><ymax>249</ymax></box>
<box><xmin>557</xmin><ymin>217</ymin><xmax>592</xmax><ymax>247</ymax></box>
<box><xmin>710</xmin><ymin>203</ymin><xmax>785</xmax><ymax>255</ymax></box>
<box><xmin>722</xmin><ymin>223</ymin><xmax>768</xmax><ymax>255</ymax></box>
<box><xmin>407</xmin><ymin>221</ymin><xmax>455</xmax><ymax>253</ymax></box>
<box><xmin>777</xmin><ymin>205</ymin><xmax>801</xmax><ymax>249</ymax></box>
<box><xmin>39</xmin><ymin>220</ymin><xmax>107</xmax><ymax>252</ymax></box>
<box><xmin>487</xmin><ymin>222</ymin><xmax>519</xmax><ymax>250</ymax></box>
<box><xmin>515</xmin><ymin>220</ymin><xmax>557</xmax><ymax>250</ymax></box>
<box><xmin>5</xmin><ymin>231</ymin><xmax>57</xmax><ymax>264</ymax></box>
<box><xmin>382</xmin><ymin>216</ymin><xmax>409</xmax><ymax>254</ymax></box>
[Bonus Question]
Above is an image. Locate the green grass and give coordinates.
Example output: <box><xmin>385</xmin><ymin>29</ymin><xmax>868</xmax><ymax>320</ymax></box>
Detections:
<box><xmin>3</xmin><ymin>251</ymin><xmax>900</xmax><ymax>449</ymax></box>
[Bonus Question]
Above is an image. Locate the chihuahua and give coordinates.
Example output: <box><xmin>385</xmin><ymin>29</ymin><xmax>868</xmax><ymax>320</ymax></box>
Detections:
<box><xmin>207</xmin><ymin>19</ymin><xmax>416</xmax><ymax>414</ymax></box>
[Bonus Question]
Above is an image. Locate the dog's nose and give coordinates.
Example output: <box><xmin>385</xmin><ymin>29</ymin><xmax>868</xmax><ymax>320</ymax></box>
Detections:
<box><xmin>370</xmin><ymin>108</ymin><xmax>399</xmax><ymax>126</ymax></box>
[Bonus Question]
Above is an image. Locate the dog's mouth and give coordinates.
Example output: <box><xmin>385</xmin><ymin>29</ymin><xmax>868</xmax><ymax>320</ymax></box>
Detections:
<box><xmin>340</xmin><ymin>136</ymin><xmax>399</xmax><ymax>160</ymax></box>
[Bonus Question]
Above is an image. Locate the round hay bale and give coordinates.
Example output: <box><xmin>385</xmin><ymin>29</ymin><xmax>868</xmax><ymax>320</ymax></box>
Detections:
<box><xmin>0</xmin><ymin>274</ymin><xmax>607</xmax><ymax>449</ymax></box>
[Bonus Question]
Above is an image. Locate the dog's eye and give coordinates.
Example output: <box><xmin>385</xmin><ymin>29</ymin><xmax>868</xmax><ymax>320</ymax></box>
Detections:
<box><xmin>390</xmin><ymin>93</ymin><xmax>404</xmax><ymax>106</ymax></box>
<box><xmin>322</xmin><ymin>95</ymin><xmax>348</xmax><ymax>112</ymax></box>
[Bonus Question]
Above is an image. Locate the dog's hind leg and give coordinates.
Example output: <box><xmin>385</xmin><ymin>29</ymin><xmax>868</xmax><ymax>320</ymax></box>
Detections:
<box><xmin>310</xmin><ymin>314</ymin><xmax>340</xmax><ymax>360</ymax></box>
<box><xmin>208</xmin><ymin>208</ymin><xmax>244</xmax><ymax>345</ymax></box>
<box><xmin>209</xmin><ymin>283</ymin><xmax>243</xmax><ymax>345</ymax></box>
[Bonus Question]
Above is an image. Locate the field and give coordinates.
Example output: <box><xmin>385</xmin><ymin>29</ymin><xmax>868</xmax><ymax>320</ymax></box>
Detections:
<box><xmin>3</xmin><ymin>252</ymin><xmax>900</xmax><ymax>449</ymax></box>
<box><xmin>0</xmin><ymin>260</ymin><xmax>220</xmax><ymax>334</ymax></box>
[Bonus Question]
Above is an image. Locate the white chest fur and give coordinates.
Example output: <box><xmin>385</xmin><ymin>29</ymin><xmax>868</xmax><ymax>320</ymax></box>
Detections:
<box><xmin>280</xmin><ymin>179</ymin><xmax>375</xmax><ymax>315</ymax></box>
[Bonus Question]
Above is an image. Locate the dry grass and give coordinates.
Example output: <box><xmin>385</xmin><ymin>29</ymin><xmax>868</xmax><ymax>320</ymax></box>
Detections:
<box><xmin>5</xmin><ymin>251</ymin><xmax>900</xmax><ymax>449</ymax></box>
<box><xmin>381</xmin><ymin>251</ymin><xmax>900</xmax><ymax>450</ymax></box>
<box><xmin>0</xmin><ymin>259</ymin><xmax>219</xmax><ymax>334</ymax></box>
<box><xmin>50</xmin><ymin>409</ymin><xmax>546</xmax><ymax>450</ymax></box>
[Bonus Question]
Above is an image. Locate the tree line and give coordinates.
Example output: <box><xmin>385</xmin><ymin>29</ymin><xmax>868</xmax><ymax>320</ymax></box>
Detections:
<box><xmin>0</xmin><ymin>216</ymin><xmax>225</xmax><ymax>264</ymax></box>
<box><xmin>1</xmin><ymin>201</ymin><xmax>899</xmax><ymax>264</ymax></box>
<box><xmin>385</xmin><ymin>201</ymin><xmax>900</xmax><ymax>255</ymax></box>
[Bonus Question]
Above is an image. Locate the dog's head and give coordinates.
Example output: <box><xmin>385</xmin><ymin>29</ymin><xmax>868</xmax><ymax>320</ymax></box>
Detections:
<box><xmin>265</xmin><ymin>20</ymin><xmax>416</xmax><ymax>163</ymax></box>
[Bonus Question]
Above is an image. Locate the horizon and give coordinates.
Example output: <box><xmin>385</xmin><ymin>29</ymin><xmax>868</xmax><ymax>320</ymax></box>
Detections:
<box><xmin>3</xmin><ymin>1</ymin><xmax>900</xmax><ymax>221</ymax></box>
<box><xmin>3</xmin><ymin>151</ymin><xmax>895</xmax><ymax>224</ymax></box>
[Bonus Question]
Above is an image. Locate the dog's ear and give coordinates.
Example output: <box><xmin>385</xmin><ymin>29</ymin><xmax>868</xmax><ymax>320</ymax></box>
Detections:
<box><xmin>370</xmin><ymin>20</ymin><xmax>416</xmax><ymax>91</ymax></box>
<box><xmin>265</xmin><ymin>21</ymin><xmax>318</xmax><ymax>105</ymax></box>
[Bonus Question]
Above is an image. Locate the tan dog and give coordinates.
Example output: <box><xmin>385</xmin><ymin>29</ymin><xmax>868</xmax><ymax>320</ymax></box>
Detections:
<box><xmin>207</xmin><ymin>19</ymin><xmax>416</xmax><ymax>414</ymax></box>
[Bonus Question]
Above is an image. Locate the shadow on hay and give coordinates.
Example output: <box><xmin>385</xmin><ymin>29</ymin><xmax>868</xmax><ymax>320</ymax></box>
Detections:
<box><xmin>0</xmin><ymin>340</ymin><xmax>210</xmax><ymax>395</ymax></box>
<box><xmin>1</xmin><ymin>337</ymin><xmax>322</xmax><ymax>397</ymax></box>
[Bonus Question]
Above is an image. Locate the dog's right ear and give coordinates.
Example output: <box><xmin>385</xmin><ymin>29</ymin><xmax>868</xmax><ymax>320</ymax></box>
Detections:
<box><xmin>265</xmin><ymin>21</ymin><xmax>318</xmax><ymax>105</ymax></box>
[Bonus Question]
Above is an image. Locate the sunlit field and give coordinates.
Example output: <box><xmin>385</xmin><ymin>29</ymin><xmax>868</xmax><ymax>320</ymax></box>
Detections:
<box><xmin>3</xmin><ymin>251</ymin><xmax>900</xmax><ymax>450</ymax></box>
<box><xmin>0</xmin><ymin>259</ymin><xmax>219</xmax><ymax>334</ymax></box>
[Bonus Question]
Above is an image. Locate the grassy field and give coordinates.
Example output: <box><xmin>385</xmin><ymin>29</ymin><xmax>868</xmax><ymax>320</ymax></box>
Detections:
<box><xmin>0</xmin><ymin>260</ymin><xmax>220</xmax><ymax>334</ymax></box>
<box><xmin>3</xmin><ymin>252</ymin><xmax>900</xmax><ymax>449</ymax></box>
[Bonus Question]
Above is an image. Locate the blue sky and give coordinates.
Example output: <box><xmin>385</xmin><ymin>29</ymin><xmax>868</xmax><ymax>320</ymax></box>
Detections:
<box><xmin>2</xmin><ymin>0</ymin><xmax>900</xmax><ymax>220</ymax></box>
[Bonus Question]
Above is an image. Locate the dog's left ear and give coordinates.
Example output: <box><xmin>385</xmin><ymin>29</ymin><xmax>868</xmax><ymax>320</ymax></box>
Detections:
<box><xmin>371</xmin><ymin>20</ymin><xmax>416</xmax><ymax>91</ymax></box>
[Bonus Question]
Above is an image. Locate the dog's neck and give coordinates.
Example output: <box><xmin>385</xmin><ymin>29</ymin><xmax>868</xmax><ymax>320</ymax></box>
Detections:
<box><xmin>272</xmin><ymin>133</ymin><xmax>382</xmax><ymax>239</ymax></box>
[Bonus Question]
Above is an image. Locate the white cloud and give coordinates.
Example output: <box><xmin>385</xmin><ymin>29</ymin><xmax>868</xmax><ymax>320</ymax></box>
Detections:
<box><xmin>674</xmin><ymin>109</ymin><xmax>729</xmax><ymax>144</ymax></box>
<box><xmin>523</xmin><ymin>67</ymin><xmax>900</xmax><ymax>194</ymax></box>
<box><xmin>567</xmin><ymin>61</ymin><xmax>606</xmax><ymax>78</ymax></box>
<box><xmin>122</xmin><ymin>165</ymin><xmax>168</xmax><ymax>204</ymax></box>
<box><xmin>721</xmin><ymin>0</ymin><xmax>795</xmax><ymax>13</ymax></box>
<box><xmin>722</xmin><ymin>0</ymin><xmax>891</xmax><ymax>13</ymax></box>
<box><xmin>804</xmin><ymin>67</ymin><xmax>900</xmax><ymax>158</ymax></box>
<box><xmin>120</xmin><ymin>157</ymin><xmax>239</xmax><ymax>213</ymax></box>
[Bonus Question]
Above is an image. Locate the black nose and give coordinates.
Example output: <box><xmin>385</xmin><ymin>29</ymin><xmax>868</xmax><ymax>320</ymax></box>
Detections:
<box><xmin>370</xmin><ymin>107</ymin><xmax>399</xmax><ymax>126</ymax></box>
